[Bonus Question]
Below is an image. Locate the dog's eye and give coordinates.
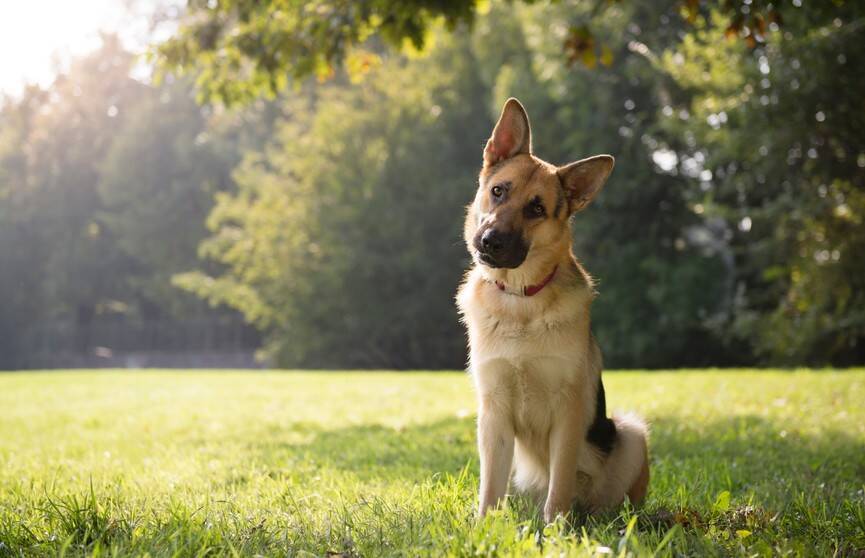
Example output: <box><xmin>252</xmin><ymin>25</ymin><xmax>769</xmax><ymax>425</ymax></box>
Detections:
<box><xmin>525</xmin><ymin>200</ymin><xmax>546</xmax><ymax>218</ymax></box>
<box><xmin>491</xmin><ymin>185</ymin><xmax>504</xmax><ymax>198</ymax></box>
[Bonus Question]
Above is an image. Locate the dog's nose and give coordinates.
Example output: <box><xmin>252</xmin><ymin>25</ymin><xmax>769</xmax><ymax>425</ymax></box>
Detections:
<box><xmin>481</xmin><ymin>229</ymin><xmax>505</xmax><ymax>253</ymax></box>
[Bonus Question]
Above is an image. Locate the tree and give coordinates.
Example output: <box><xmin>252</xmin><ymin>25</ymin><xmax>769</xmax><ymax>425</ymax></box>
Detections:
<box><xmin>174</xmin><ymin>1</ymin><xmax>739</xmax><ymax>368</ymax></box>
<box><xmin>0</xmin><ymin>86</ymin><xmax>51</xmax><ymax>367</ymax></box>
<box><xmin>155</xmin><ymin>0</ymin><xmax>800</xmax><ymax>105</ymax></box>
<box><xmin>98</xmin><ymin>78</ymin><xmax>230</xmax><ymax>318</ymax></box>
<box><xmin>0</xmin><ymin>37</ymin><xmax>147</xmax><ymax>365</ymax></box>
<box><xmin>0</xmin><ymin>37</ymin><xmax>262</xmax><ymax>368</ymax></box>
<box><xmin>659</xmin><ymin>4</ymin><xmax>865</xmax><ymax>364</ymax></box>
<box><xmin>175</xmin><ymin>32</ymin><xmax>491</xmax><ymax>368</ymax></box>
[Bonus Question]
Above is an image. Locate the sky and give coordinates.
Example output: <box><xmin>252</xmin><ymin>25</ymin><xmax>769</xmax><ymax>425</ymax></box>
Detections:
<box><xmin>0</xmin><ymin>1</ymin><xmax>168</xmax><ymax>96</ymax></box>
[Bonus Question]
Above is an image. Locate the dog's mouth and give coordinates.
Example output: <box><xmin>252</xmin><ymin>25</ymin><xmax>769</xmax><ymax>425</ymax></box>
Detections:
<box><xmin>475</xmin><ymin>248</ymin><xmax>528</xmax><ymax>269</ymax></box>
<box><xmin>477</xmin><ymin>252</ymin><xmax>500</xmax><ymax>267</ymax></box>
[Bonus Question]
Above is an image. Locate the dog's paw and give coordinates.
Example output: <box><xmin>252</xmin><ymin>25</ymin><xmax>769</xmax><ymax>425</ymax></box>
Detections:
<box><xmin>543</xmin><ymin>500</ymin><xmax>570</xmax><ymax>523</ymax></box>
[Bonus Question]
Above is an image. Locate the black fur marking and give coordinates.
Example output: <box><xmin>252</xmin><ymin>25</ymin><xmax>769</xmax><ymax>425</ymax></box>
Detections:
<box><xmin>586</xmin><ymin>376</ymin><xmax>617</xmax><ymax>454</ymax></box>
<box><xmin>523</xmin><ymin>196</ymin><xmax>546</xmax><ymax>219</ymax></box>
<box><xmin>554</xmin><ymin>173</ymin><xmax>566</xmax><ymax>217</ymax></box>
<box><xmin>554</xmin><ymin>188</ymin><xmax>565</xmax><ymax>218</ymax></box>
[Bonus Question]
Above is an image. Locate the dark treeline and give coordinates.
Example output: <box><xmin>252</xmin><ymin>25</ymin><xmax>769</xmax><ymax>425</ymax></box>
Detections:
<box><xmin>1</xmin><ymin>1</ymin><xmax>863</xmax><ymax>369</ymax></box>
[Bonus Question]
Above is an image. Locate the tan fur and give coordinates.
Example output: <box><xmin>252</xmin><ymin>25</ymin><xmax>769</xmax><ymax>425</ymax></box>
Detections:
<box><xmin>627</xmin><ymin>434</ymin><xmax>651</xmax><ymax>504</ymax></box>
<box><xmin>456</xmin><ymin>98</ymin><xmax>649</xmax><ymax>522</ymax></box>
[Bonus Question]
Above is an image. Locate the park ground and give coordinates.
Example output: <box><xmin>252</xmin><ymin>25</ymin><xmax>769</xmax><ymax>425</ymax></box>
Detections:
<box><xmin>0</xmin><ymin>370</ymin><xmax>863</xmax><ymax>557</ymax></box>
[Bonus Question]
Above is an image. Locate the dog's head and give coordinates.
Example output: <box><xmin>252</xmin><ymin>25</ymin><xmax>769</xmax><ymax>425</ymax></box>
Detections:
<box><xmin>465</xmin><ymin>98</ymin><xmax>614</xmax><ymax>271</ymax></box>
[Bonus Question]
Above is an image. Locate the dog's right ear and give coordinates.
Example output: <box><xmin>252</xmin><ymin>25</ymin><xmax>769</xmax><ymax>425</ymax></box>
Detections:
<box><xmin>484</xmin><ymin>98</ymin><xmax>532</xmax><ymax>167</ymax></box>
<box><xmin>557</xmin><ymin>155</ymin><xmax>615</xmax><ymax>213</ymax></box>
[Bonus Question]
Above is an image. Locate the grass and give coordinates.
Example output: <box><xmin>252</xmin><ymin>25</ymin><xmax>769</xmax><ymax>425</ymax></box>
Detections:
<box><xmin>0</xmin><ymin>370</ymin><xmax>863</xmax><ymax>557</ymax></box>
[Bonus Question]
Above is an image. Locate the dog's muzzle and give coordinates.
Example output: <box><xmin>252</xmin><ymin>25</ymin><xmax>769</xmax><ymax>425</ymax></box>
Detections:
<box><xmin>474</xmin><ymin>228</ymin><xmax>528</xmax><ymax>269</ymax></box>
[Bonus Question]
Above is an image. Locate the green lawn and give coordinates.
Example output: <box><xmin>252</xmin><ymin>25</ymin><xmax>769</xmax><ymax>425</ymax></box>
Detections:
<box><xmin>1</xmin><ymin>370</ymin><xmax>863</xmax><ymax>557</ymax></box>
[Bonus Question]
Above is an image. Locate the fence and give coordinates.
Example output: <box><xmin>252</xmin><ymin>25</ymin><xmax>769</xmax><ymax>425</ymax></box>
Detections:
<box><xmin>12</xmin><ymin>316</ymin><xmax>263</xmax><ymax>369</ymax></box>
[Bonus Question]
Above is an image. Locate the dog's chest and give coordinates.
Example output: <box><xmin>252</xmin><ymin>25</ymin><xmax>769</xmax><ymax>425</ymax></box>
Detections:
<box><xmin>471</xmin><ymin>320</ymin><xmax>590</xmax><ymax>431</ymax></box>
<box><xmin>469</xmin><ymin>300</ymin><xmax>589</xmax><ymax>365</ymax></box>
<box><xmin>461</xmin><ymin>272</ymin><xmax>594</xmax><ymax>427</ymax></box>
<box><xmin>508</xmin><ymin>356</ymin><xmax>576</xmax><ymax>436</ymax></box>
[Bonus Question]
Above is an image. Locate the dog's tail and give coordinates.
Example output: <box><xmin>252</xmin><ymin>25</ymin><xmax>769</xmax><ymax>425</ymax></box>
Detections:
<box><xmin>593</xmin><ymin>412</ymin><xmax>650</xmax><ymax>509</ymax></box>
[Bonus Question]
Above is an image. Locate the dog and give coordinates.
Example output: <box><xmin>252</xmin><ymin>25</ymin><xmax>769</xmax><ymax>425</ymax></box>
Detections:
<box><xmin>456</xmin><ymin>98</ymin><xmax>649</xmax><ymax>522</ymax></box>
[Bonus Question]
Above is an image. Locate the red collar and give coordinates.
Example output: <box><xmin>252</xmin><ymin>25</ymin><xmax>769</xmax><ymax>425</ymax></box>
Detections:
<box><xmin>495</xmin><ymin>265</ymin><xmax>558</xmax><ymax>297</ymax></box>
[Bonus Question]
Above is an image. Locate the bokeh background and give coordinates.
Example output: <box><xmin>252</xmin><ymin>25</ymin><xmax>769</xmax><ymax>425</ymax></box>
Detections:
<box><xmin>1</xmin><ymin>0</ymin><xmax>862</xmax><ymax>371</ymax></box>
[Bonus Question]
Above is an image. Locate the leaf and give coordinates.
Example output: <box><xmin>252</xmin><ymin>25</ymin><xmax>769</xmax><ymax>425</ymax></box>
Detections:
<box><xmin>713</xmin><ymin>490</ymin><xmax>731</xmax><ymax>513</ymax></box>
<box><xmin>582</xmin><ymin>48</ymin><xmax>597</xmax><ymax>69</ymax></box>
<box><xmin>736</xmin><ymin>529</ymin><xmax>752</xmax><ymax>539</ymax></box>
<box><xmin>683</xmin><ymin>0</ymin><xmax>699</xmax><ymax>23</ymax></box>
<box><xmin>345</xmin><ymin>50</ymin><xmax>382</xmax><ymax>84</ymax></box>
<box><xmin>564</xmin><ymin>25</ymin><xmax>594</xmax><ymax>67</ymax></box>
<box><xmin>600</xmin><ymin>45</ymin><xmax>614</xmax><ymax>66</ymax></box>
<box><xmin>753</xmin><ymin>14</ymin><xmax>767</xmax><ymax>35</ymax></box>
<box><xmin>654</xmin><ymin>525</ymin><xmax>681</xmax><ymax>553</ymax></box>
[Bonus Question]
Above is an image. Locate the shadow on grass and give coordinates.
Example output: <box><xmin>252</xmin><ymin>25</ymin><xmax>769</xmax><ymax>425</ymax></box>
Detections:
<box><xmin>245</xmin><ymin>410</ymin><xmax>865</xmax><ymax>502</ymax></box>
<box><xmin>648</xmin><ymin>414</ymin><xmax>865</xmax><ymax>502</ymax></box>
<box><xmin>246</xmin><ymin>416</ymin><xmax>478</xmax><ymax>482</ymax></box>
<box><xmin>612</xmin><ymin>414</ymin><xmax>863</xmax><ymax>552</ymax></box>
<box><xmin>239</xmin><ymin>412</ymin><xmax>864</xmax><ymax>552</ymax></box>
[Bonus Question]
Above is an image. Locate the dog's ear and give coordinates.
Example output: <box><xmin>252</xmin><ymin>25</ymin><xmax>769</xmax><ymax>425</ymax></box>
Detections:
<box><xmin>484</xmin><ymin>98</ymin><xmax>532</xmax><ymax>166</ymax></box>
<box><xmin>557</xmin><ymin>155</ymin><xmax>615</xmax><ymax>213</ymax></box>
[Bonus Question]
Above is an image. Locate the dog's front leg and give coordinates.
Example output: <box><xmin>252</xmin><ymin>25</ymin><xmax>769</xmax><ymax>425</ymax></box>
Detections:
<box><xmin>477</xmin><ymin>399</ymin><xmax>514</xmax><ymax>517</ymax></box>
<box><xmin>544</xmin><ymin>402</ymin><xmax>583</xmax><ymax>522</ymax></box>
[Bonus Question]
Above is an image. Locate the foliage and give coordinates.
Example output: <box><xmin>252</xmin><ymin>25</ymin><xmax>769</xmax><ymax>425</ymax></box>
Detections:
<box><xmin>0</xmin><ymin>38</ymin><xmax>256</xmax><ymax>367</ymax></box>
<box><xmin>0</xmin><ymin>37</ymin><xmax>146</xmax><ymax>366</ymax></box>
<box><xmin>658</xmin><ymin>4</ymin><xmax>865</xmax><ymax>364</ymax></box>
<box><xmin>1</xmin><ymin>369</ymin><xmax>863</xmax><ymax>555</ymax></box>
<box><xmin>155</xmin><ymin>0</ymin><xmax>807</xmax><ymax>105</ymax></box>
<box><xmin>178</xmin><ymin>2</ymin><xmax>733</xmax><ymax>368</ymax></box>
<box><xmin>155</xmin><ymin>0</ymin><xmax>483</xmax><ymax>104</ymax></box>
<box><xmin>175</xmin><ymin>34</ymin><xmax>489</xmax><ymax>368</ymax></box>
<box><xmin>97</xmin><ymin>78</ymin><xmax>230</xmax><ymax>317</ymax></box>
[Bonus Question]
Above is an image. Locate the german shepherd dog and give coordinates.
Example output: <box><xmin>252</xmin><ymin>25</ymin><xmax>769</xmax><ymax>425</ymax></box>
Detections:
<box><xmin>457</xmin><ymin>98</ymin><xmax>649</xmax><ymax>522</ymax></box>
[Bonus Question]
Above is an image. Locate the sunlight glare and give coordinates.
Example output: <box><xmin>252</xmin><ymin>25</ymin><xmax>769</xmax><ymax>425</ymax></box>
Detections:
<box><xmin>0</xmin><ymin>1</ymin><xmax>141</xmax><ymax>95</ymax></box>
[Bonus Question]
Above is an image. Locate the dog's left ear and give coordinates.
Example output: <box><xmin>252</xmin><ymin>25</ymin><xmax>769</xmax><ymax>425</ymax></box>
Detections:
<box><xmin>484</xmin><ymin>98</ymin><xmax>532</xmax><ymax>166</ymax></box>
<box><xmin>557</xmin><ymin>155</ymin><xmax>615</xmax><ymax>213</ymax></box>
